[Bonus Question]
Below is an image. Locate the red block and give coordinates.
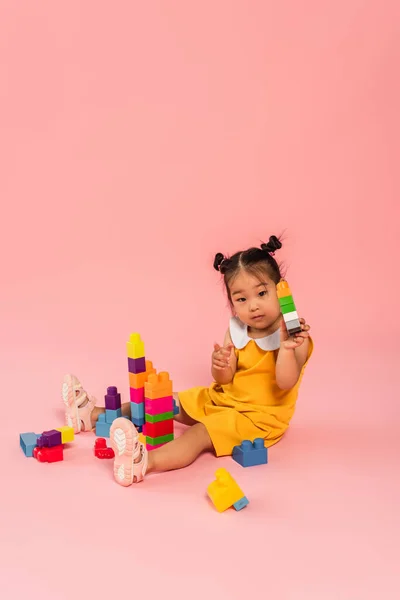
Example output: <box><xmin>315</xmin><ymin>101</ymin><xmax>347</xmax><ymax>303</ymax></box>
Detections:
<box><xmin>94</xmin><ymin>437</ymin><xmax>115</xmax><ymax>459</ymax></box>
<box><xmin>144</xmin><ymin>419</ymin><xmax>173</xmax><ymax>438</ymax></box>
<box><xmin>34</xmin><ymin>445</ymin><xmax>63</xmax><ymax>463</ymax></box>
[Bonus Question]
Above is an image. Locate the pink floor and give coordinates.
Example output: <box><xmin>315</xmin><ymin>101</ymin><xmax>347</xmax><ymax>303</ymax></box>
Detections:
<box><xmin>2</xmin><ymin>348</ymin><xmax>399</xmax><ymax>600</ymax></box>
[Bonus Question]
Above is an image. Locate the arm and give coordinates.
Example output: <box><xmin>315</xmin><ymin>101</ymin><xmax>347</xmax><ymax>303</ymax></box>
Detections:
<box><xmin>275</xmin><ymin>337</ymin><xmax>310</xmax><ymax>390</ymax></box>
<box><xmin>211</xmin><ymin>329</ymin><xmax>237</xmax><ymax>385</ymax></box>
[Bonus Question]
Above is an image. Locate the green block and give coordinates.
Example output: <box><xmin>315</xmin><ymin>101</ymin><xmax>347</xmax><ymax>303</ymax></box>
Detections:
<box><xmin>278</xmin><ymin>294</ymin><xmax>294</xmax><ymax>307</ymax></box>
<box><xmin>146</xmin><ymin>433</ymin><xmax>174</xmax><ymax>446</ymax></box>
<box><xmin>145</xmin><ymin>411</ymin><xmax>174</xmax><ymax>423</ymax></box>
<box><xmin>280</xmin><ymin>301</ymin><xmax>296</xmax><ymax>314</ymax></box>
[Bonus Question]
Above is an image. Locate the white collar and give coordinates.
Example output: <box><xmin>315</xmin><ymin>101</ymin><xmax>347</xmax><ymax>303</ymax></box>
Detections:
<box><xmin>229</xmin><ymin>316</ymin><xmax>280</xmax><ymax>351</ymax></box>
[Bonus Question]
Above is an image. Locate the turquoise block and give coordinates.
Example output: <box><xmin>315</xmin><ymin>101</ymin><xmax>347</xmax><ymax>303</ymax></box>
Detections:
<box><xmin>233</xmin><ymin>496</ymin><xmax>249</xmax><ymax>511</ymax></box>
<box><xmin>130</xmin><ymin>402</ymin><xmax>144</xmax><ymax>420</ymax></box>
<box><xmin>106</xmin><ymin>408</ymin><xmax>122</xmax><ymax>424</ymax></box>
<box><xmin>96</xmin><ymin>421</ymin><xmax>111</xmax><ymax>438</ymax></box>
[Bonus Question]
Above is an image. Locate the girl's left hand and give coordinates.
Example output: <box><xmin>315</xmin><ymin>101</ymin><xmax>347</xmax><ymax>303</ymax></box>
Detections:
<box><xmin>280</xmin><ymin>316</ymin><xmax>310</xmax><ymax>350</ymax></box>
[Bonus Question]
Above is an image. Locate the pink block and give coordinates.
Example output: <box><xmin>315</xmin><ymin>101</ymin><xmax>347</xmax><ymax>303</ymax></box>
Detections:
<box><xmin>146</xmin><ymin>442</ymin><xmax>165</xmax><ymax>451</ymax></box>
<box><xmin>144</xmin><ymin>395</ymin><xmax>173</xmax><ymax>415</ymax></box>
<box><xmin>130</xmin><ymin>387</ymin><xmax>144</xmax><ymax>404</ymax></box>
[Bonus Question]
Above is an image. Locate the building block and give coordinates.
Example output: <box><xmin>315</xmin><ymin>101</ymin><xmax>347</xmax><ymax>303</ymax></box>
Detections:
<box><xmin>138</xmin><ymin>432</ymin><xmax>146</xmax><ymax>445</ymax></box>
<box><xmin>126</xmin><ymin>333</ymin><xmax>145</xmax><ymax>359</ymax></box>
<box><xmin>34</xmin><ymin>444</ymin><xmax>64</xmax><ymax>463</ymax></box>
<box><xmin>130</xmin><ymin>402</ymin><xmax>144</xmax><ymax>421</ymax></box>
<box><xmin>94</xmin><ymin>438</ymin><xmax>115</xmax><ymax>459</ymax></box>
<box><xmin>145</xmin><ymin>419</ymin><xmax>173</xmax><ymax>439</ymax></box>
<box><xmin>277</xmin><ymin>280</ymin><xmax>302</xmax><ymax>336</ymax></box>
<box><xmin>105</xmin><ymin>386</ymin><xmax>121</xmax><ymax>410</ymax></box>
<box><xmin>145</xmin><ymin>410</ymin><xmax>174</xmax><ymax>424</ymax></box>
<box><xmin>146</xmin><ymin>442</ymin><xmax>164</xmax><ymax>451</ymax></box>
<box><xmin>37</xmin><ymin>429</ymin><xmax>62</xmax><ymax>448</ymax></box>
<box><xmin>130</xmin><ymin>387</ymin><xmax>144</xmax><ymax>404</ymax></box>
<box><xmin>129</xmin><ymin>368</ymin><xmax>157</xmax><ymax>389</ymax></box>
<box><xmin>233</xmin><ymin>496</ymin><xmax>249</xmax><ymax>511</ymax></box>
<box><xmin>56</xmin><ymin>426</ymin><xmax>74</xmax><ymax>443</ymax></box>
<box><xmin>128</xmin><ymin>356</ymin><xmax>146</xmax><ymax>374</ymax></box>
<box><xmin>173</xmin><ymin>398</ymin><xmax>179</xmax><ymax>415</ymax></box>
<box><xmin>144</xmin><ymin>372</ymin><xmax>173</xmax><ymax>400</ymax></box>
<box><xmin>20</xmin><ymin>432</ymin><xmax>40</xmax><ymax>457</ymax></box>
<box><xmin>105</xmin><ymin>408</ymin><xmax>122</xmax><ymax>424</ymax></box>
<box><xmin>232</xmin><ymin>438</ymin><xmax>268</xmax><ymax>468</ymax></box>
<box><xmin>207</xmin><ymin>468</ymin><xmax>248</xmax><ymax>513</ymax></box>
<box><xmin>96</xmin><ymin>414</ymin><xmax>111</xmax><ymax>438</ymax></box>
<box><xmin>145</xmin><ymin>395</ymin><xmax>174</xmax><ymax>415</ymax></box>
<box><xmin>145</xmin><ymin>433</ymin><xmax>174</xmax><ymax>447</ymax></box>
<box><xmin>131</xmin><ymin>416</ymin><xmax>145</xmax><ymax>428</ymax></box>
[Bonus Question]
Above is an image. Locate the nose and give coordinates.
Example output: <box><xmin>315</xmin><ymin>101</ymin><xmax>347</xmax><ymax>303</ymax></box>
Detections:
<box><xmin>248</xmin><ymin>299</ymin><xmax>259</xmax><ymax>312</ymax></box>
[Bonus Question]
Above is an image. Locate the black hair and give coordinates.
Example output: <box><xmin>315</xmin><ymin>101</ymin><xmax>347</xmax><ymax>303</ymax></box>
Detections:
<box><xmin>213</xmin><ymin>235</ymin><xmax>284</xmax><ymax>304</ymax></box>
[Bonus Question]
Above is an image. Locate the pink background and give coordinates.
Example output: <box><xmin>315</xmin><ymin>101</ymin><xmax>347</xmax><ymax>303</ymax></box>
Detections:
<box><xmin>1</xmin><ymin>1</ymin><xmax>399</xmax><ymax>598</ymax></box>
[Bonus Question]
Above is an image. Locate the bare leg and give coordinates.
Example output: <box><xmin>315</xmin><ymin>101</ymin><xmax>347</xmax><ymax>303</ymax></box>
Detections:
<box><xmin>147</xmin><ymin>423</ymin><xmax>213</xmax><ymax>473</ymax></box>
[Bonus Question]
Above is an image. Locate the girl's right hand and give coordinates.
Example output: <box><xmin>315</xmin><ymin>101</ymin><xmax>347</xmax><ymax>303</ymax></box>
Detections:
<box><xmin>212</xmin><ymin>343</ymin><xmax>234</xmax><ymax>371</ymax></box>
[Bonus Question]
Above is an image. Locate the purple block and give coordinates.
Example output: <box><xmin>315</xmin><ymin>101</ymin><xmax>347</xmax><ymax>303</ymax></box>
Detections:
<box><xmin>105</xmin><ymin>386</ymin><xmax>121</xmax><ymax>410</ymax></box>
<box><xmin>130</xmin><ymin>387</ymin><xmax>144</xmax><ymax>404</ymax></box>
<box><xmin>127</xmin><ymin>356</ymin><xmax>146</xmax><ymax>374</ymax></box>
<box><xmin>145</xmin><ymin>395</ymin><xmax>174</xmax><ymax>416</ymax></box>
<box><xmin>37</xmin><ymin>429</ymin><xmax>62</xmax><ymax>448</ymax></box>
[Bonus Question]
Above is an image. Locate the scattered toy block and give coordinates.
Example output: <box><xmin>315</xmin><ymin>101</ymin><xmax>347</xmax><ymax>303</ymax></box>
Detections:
<box><xmin>37</xmin><ymin>429</ymin><xmax>62</xmax><ymax>448</ymax></box>
<box><xmin>127</xmin><ymin>356</ymin><xmax>146</xmax><ymax>374</ymax></box>
<box><xmin>207</xmin><ymin>468</ymin><xmax>248</xmax><ymax>513</ymax></box>
<box><xmin>105</xmin><ymin>386</ymin><xmax>121</xmax><ymax>410</ymax></box>
<box><xmin>106</xmin><ymin>408</ymin><xmax>122</xmax><ymax>424</ymax></box>
<box><xmin>126</xmin><ymin>333</ymin><xmax>145</xmax><ymax>359</ymax></box>
<box><xmin>94</xmin><ymin>438</ymin><xmax>115</xmax><ymax>459</ymax></box>
<box><xmin>232</xmin><ymin>438</ymin><xmax>268</xmax><ymax>468</ymax></box>
<box><xmin>20</xmin><ymin>432</ymin><xmax>40</xmax><ymax>457</ymax></box>
<box><xmin>34</xmin><ymin>444</ymin><xmax>64</xmax><ymax>463</ymax></box>
<box><xmin>56</xmin><ymin>426</ymin><xmax>74</xmax><ymax>443</ymax></box>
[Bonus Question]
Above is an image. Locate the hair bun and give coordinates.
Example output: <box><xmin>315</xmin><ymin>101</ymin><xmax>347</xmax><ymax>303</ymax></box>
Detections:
<box><xmin>261</xmin><ymin>235</ymin><xmax>282</xmax><ymax>254</ymax></box>
<box><xmin>213</xmin><ymin>253</ymin><xmax>225</xmax><ymax>271</ymax></box>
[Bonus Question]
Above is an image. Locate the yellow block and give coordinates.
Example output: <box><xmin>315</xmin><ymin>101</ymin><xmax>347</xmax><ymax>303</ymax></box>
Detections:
<box><xmin>207</xmin><ymin>468</ymin><xmax>245</xmax><ymax>512</ymax></box>
<box><xmin>276</xmin><ymin>280</ymin><xmax>292</xmax><ymax>298</ymax></box>
<box><xmin>126</xmin><ymin>333</ymin><xmax>145</xmax><ymax>359</ymax></box>
<box><xmin>138</xmin><ymin>433</ymin><xmax>146</xmax><ymax>445</ymax></box>
<box><xmin>56</xmin><ymin>426</ymin><xmax>74</xmax><ymax>443</ymax></box>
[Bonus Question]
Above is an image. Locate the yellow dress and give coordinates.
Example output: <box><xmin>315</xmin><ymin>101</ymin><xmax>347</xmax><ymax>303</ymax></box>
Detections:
<box><xmin>178</xmin><ymin>317</ymin><xmax>314</xmax><ymax>456</ymax></box>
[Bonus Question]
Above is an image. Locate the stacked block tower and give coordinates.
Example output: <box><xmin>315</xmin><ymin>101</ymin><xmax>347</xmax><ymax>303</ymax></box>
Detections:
<box><xmin>96</xmin><ymin>386</ymin><xmax>122</xmax><ymax>438</ymax></box>
<box><xmin>276</xmin><ymin>280</ymin><xmax>302</xmax><ymax>337</ymax></box>
<box><xmin>127</xmin><ymin>333</ymin><xmax>156</xmax><ymax>433</ymax></box>
<box><xmin>144</xmin><ymin>373</ymin><xmax>174</xmax><ymax>450</ymax></box>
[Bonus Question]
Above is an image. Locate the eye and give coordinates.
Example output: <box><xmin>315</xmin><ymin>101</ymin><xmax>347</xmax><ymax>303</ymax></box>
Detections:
<box><xmin>236</xmin><ymin>297</ymin><xmax>246</xmax><ymax>303</ymax></box>
<box><xmin>258</xmin><ymin>290</ymin><xmax>267</xmax><ymax>297</ymax></box>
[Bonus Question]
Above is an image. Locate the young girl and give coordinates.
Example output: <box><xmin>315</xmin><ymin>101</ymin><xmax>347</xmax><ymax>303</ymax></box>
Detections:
<box><xmin>62</xmin><ymin>235</ymin><xmax>313</xmax><ymax>486</ymax></box>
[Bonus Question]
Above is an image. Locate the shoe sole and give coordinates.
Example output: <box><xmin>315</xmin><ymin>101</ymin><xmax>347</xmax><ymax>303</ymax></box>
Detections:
<box><xmin>62</xmin><ymin>374</ymin><xmax>80</xmax><ymax>433</ymax></box>
<box><xmin>110</xmin><ymin>418</ymin><xmax>137</xmax><ymax>486</ymax></box>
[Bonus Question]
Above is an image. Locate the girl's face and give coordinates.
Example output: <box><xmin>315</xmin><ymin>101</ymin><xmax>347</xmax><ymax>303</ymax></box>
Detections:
<box><xmin>228</xmin><ymin>269</ymin><xmax>281</xmax><ymax>333</ymax></box>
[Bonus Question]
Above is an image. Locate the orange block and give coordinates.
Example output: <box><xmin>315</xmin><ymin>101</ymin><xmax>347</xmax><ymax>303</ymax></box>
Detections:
<box><xmin>145</xmin><ymin>372</ymin><xmax>173</xmax><ymax>400</ymax></box>
<box><xmin>129</xmin><ymin>360</ymin><xmax>156</xmax><ymax>389</ymax></box>
<box><xmin>276</xmin><ymin>280</ymin><xmax>292</xmax><ymax>298</ymax></box>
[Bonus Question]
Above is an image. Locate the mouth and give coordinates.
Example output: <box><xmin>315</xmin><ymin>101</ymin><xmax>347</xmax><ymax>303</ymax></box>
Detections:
<box><xmin>251</xmin><ymin>315</ymin><xmax>264</xmax><ymax>321</ymax></box>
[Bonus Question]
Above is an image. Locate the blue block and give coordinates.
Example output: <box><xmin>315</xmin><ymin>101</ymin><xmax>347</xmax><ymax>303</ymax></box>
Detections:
<box><xmin>96</xmin><ymin>421</ymin><xmax>111</xmax><ymax>438</ymax></box>
<box><xmin>131</xmin><ymin>416</ymin><xmax>145</xmax><ymax>427</ymax></box>
<box><xmin>233</xmin><ymin>496</ymin><xmax>249</xmax><ymax>511</ymax></box>
<box><xmin>130</xmin><ymin>402</ymin><xmax>144</xmax><ymax>420</ymax></box>
<box><xmin>106</xmin><ymin>408</ymin><xmax>122</xmax><ymax>424</ymax></box>
<box><xmin>20</xmin><ymin>432</ymin><xmax>40</xmax><ymax>457</ymax></box>
<box><xmin>98</xmin><ymin>413</ymin><xmax>106</xmax><ymax>422</ymax></box>
<box><xmin>232</xmin><ymin>438</ymin><xmax>268</xmax><ymax>467</ymax></box>
<box><xmin>173</xmin><ymin>399</ymin><xmax>179</xmax><ymax>415</ymax></box>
